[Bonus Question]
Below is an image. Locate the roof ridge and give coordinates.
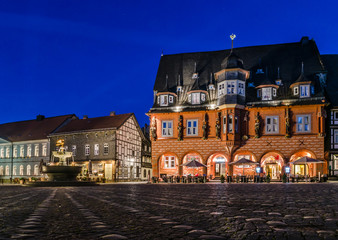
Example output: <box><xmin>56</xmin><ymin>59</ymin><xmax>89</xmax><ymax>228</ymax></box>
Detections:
<box><xmin>0</xmin><ymin>114</ymin><xmax>74</xmax><ymax>126</ymax></box>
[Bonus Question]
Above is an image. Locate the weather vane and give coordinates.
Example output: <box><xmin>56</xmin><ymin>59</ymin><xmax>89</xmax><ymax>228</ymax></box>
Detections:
<box><xmin>230</xmin><ymin>33</ymin><xmax>236</xmax><ymax>50</ymax></box>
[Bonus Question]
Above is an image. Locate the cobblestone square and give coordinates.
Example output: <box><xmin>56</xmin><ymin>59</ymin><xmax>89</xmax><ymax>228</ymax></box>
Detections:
<box><xmin>0</xmin><ymin>183</ymin><xmax>337</xmax><ymax>240</ymax></box>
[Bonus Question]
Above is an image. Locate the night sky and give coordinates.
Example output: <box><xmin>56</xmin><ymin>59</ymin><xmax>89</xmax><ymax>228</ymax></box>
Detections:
<box><xmin>0</xmin><ymin>0</ymin><xmax>337</xmax><ymax>127</ymax></box>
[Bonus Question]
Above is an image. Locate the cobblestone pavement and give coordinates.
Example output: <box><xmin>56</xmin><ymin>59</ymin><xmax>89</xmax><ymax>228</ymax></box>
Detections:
<box><xmin>0</xmin><ymin>183</ymin><xmax>338</xmax><ymax>240</ymax></box>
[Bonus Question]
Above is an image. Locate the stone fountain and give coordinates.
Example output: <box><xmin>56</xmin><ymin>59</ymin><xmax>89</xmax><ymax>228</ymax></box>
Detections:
<box><xmin>29</xmin><ymin>139</ymin><xmax>96</xmax><ymax>187</ymax></box>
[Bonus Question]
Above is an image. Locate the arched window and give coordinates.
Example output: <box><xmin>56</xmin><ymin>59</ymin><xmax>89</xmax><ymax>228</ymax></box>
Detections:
<box><xmin>5</xmin><ymin>165</ymin><xmax>9</xmax><ymax>176</ymax></box>
<box><xmin>27</xmin><ymin>165</ymin><xmax>31</xmax><ymax>176</ymax></box>
<box><xmin>13</xmin><ymin>166</ymin><xmax>17</xmax><ymax>176</ymax></box>
<box><xmin>34</xmin><ymin>165</ymin><xmax>39</xmax><ymax>176</ymax></box>
<box><xmin>0</xmin><ymin>166</ymin><xmax>3</xmax><ymax>175</ymax></box>
<box><xmin>20</xmin><ymin>165</ymin><xmax>24</xmax><ymax>176</ymax></box>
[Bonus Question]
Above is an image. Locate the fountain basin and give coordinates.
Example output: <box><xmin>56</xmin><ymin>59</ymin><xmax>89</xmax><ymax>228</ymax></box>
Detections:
<box><xmin>42</xmin><ymin>165</ymin><xmax>82</xmax><ymax>182</ymax></box>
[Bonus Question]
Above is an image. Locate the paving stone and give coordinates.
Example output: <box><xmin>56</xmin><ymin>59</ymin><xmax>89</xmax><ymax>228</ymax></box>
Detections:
<box><xmin>266</xmin><ymin>221</ymin><xmax>287</xmax><ymax>226</ymax></box>
<box><xmin>199</xmin><ymin>235</ymin><xmax>227</xmax><ymax>239</ymax></box>
<box><xmin>100</xmin><ymin>234</ymin><xmax>128</xmax><ymax>239</ymax></box>
<box><xmin>172</xmin><ymin>225</ymin><xmax>194</xmax><ymax>230</ymax></box>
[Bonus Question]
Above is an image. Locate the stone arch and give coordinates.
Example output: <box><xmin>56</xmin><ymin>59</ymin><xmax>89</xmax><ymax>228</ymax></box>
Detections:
<box><xmin>260</xmin><ymin>151</ymin><xmax>285</xmax><ymax>180</ymax></box>
<box><xmin>206</xmin><ymin>152</ymin><xmax>229</xmax><ymax>179</ymax></box>
<box><xmin>157</xmin><ymin>152</ymin><xmax>180</xmax><ymax>178</ymax></box>
<box><xmin>289</xmin><ymin>149</ymin><xmax>320</xmax><ymax>177</ymax></box>
<box><xmin>232</xmin><ymin>150</ymin><xmax>259</xmax><ymax>176</ymax></box>
<box><xmin>181</xmin><ymin>151</ymin><xmax>204</xmax><ymax>176</ymax></box>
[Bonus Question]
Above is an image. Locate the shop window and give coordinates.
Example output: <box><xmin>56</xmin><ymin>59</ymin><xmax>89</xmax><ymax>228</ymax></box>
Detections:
<box><xmin>266</xmin><ymin>116</ymin><xmax>279</xmax><ymax>133</ymax></box>
<box><xmin>164</xmin><ymin>156</ymin><xmax>175</xmax><ymax>168</ymax></box>
<box><xmin>162</xmin><ymin>120</ymin><xmax>173</xmax><ymax>137</ymax></box>
<box><xmin>187</xmin><ymin>120</ymin><xmax>198</xmax><ymax>136</ymax></box>
<box><xmin>296</xmin><ymin>115</ymin><xmax>311</xmax><ymax>132</ymax></box>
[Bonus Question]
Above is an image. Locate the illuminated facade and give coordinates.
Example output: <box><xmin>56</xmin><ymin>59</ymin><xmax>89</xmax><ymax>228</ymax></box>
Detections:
<box><xmin>148</xmin><ymin>36</ymin><xmax>329</xmax><ymax>179</ymax></box>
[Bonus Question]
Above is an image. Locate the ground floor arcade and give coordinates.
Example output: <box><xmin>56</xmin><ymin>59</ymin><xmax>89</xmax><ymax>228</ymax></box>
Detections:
<box><xmin>155</xmin><ymin>149</ymin><xmax>327</xmax><ymax>180</ymax></box>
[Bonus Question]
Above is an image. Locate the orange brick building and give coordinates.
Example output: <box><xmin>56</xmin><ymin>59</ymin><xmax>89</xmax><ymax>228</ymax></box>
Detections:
<box><xmin>147</xmin><ymin>36</ymin><xmax>328</xmax><ymax>180</ymax></box>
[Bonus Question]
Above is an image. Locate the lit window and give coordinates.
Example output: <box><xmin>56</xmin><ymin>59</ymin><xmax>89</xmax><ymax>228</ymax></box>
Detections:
<box><xmin>160</xmin><ymin>95</ymin><xmax>168</xmax><ymax>106</ymax></box>
<box><xmin>104</xmin><ymin>143</ymin><xmax>109</xmax><ymax>155</ymax></box>
<box><xmin>27</xmin><ymin>145</ymin><xmax>32</xmax><ymax>157</ymax></box>
<box><xmin>20</xmin><ymin>146</ymin><xmax>24</xmax><ymax>157</ymax></box>
<box><xmin>191</xmin><ymin>93</ymin><xmax>200</xmax><ymax>104</ymax></box>
<box><xmin>0</xmin><ymin>166</ymin><xmax>3</xmax><ymax>175</ymax></box>
<box><xmin>223</xmin><ymin>116</ymin><xmax>227</xmax><ymax>133</ymax></box>
<box><xmin>27</xmin><ymin>165</ymin><xmax>31</xmax><ymax>176</ymax></box>
<box><xmin>162</xmin><ymin>120</ymin><xmax>173</xmax><ymax>137</ymax></box>
<box><xmin>72</xmin><ymin>145</ymin><xmax>77</xmax><ymax>156</ymax></box>
<box><xmin>266</xmin><ymin>116</ymin><xmax>279</xmax><ymax>133</ymax></box>
<box><xmin>0</xmin><ymin>148</ymin><xmax>3</xmax><ymax>158</ymax></box>
<box><xmin>187</xmin><ymin>120</ymin><xmax>198</xmax><ymax>136</ymax></box>
<box><xmin>227</xmin><ymin>81</ymin><xmax>235</xmax><ymax>94</ymax></box>
<box><xmin>20</xmin><ymin>165</ymin><xmax>24</xmax><ymax>176</ymax></box>
<box><xmin>228</xmin><ymin>116</ymin><xmax>233</xmax><ymax>133</ymax></box>
<box><xmin>6</xmin><ymin>148</ymin><xmax>10</xmax><ymax>158</ymax></box>
<box><xmin>42</xmin><ymin>144</ymin><xmax>47</xmax><ymax>156</ymax></box>
<box><xmin>169</xmin><ymin>95</ymin><xmax>174</xmax><ymax>103</ymax></box>
<box><xmin>262</xmin><ymin>88</ymin><xmax>272</xmax><ymax>100</ymax></box>
<box><xmin>94</xmin><ymin>144</ymin><xmax>99</xmax><ymax>155</ymax></box>
<box><xmin>34</xmin><ymin>145</ymin><xmax>39</xmax><ymax>157</ymax></box>
<box><xmin>297</xmin><ymin>115</ymin><xmax>311</xmax><ymax>132</ymax></box>
<box><xmin>85</xmin><ymin>144</ymin><xmax>90</xmax><ymax>156</ymax></box>
<box><xmin>5</xmin><ymin>165</ymin><xmax>9</xmax><ymax>176</ymax></box>
<box><xmin>13</xmin><ymin>147</ymin><xmax>17</xmax><ymax>158</ymax></box>
<box><xmin>34</xmin><ymin>165</ymin><xmax>39</xmax><ymax>175</ymax></box>
<box><xmin>300</xmin><ymin>85</ymin><xmax>310</xmax><ymax>98</ymax></box>
<box><xmin>164</xmin><ymin>156</ymin><xmax>175</xmax><ymax>168</ymax></box>
<box><xmin>13</xmin><ymin>166</ymin><xmax>17</xmax><ymax>176</ymax></box>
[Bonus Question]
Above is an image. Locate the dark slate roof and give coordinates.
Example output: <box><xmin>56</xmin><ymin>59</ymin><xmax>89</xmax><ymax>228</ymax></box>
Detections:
<box><xmin>153</xmin><ymin>37</ymin><xmax>325</xmax><ymax>108</ymax></box>
<box><xmin>0</xmin><ymin>115</ymin><xmax>73</xmax><ymax>142</ymax></box>
<box><xmin>53</xmin><ymin>113</ymin><xmax>133</xmax><ymax>133</ymax></box>
<box><xmin>321</xmin><ymin>54</ymin><xmax>338</xmax><ymax>106</ymax></box>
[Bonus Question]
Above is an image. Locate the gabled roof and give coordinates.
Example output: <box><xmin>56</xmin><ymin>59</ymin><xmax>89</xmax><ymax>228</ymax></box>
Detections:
<box><xmin>0</xmin><ymin>115</ymin><xmax>74</xmax><ymax>142</ymax></box>
<box><xmin>52</xmin><ymin>113</ymin><xmax>133</xmax><ymax>134</ymax></box>
<box><xmin>321</xmin><ymin>54</ymin><xmax>338</xmax><ymax>106</ymax></box>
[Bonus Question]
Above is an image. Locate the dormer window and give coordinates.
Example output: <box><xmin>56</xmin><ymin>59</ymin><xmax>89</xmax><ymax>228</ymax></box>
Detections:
<box><xmin>160</xmin><ymin>95</ymin><xmax>168</xmax><ymax>106</ymax></box>
<box><xmin>218</xmin><ymin>83</ymin><xmax>226</xmax><ymax>96</ymax></box>
<box><xmin>227</xmin><ymin>81</ymin><xmax>235</xmax><ymax>94</ymax></box>
<box><xmin>238</xmin><ymin>82</ymin><xmax>245</xmax><ymax>96</ymax></box>
<box><xmin>273</xmin><ymin>88</ymin><xmax>277</xmax><ymax>97</ymax></box>
<box><xmin>300</xmin><ymin>85</ymin><xmax>310</xmax><ymax>98</ymax></box>
<box><xmin>192</xmin><ymin>73</ymin><xmax>198</xmax><ymax>79</ymax></box>
<box><xmin>294</xmin><ymin>87</ymin><xmax>299</xmax><ymax>95</ymax></box>
<box><xmin>169</xmin><ymin>95</ymin><xmax>174</xmax><ymax>103</ymax></box>
<box><xmin>262</xmin><ymin>87</ymin><xmax>272</xmax><ymax>100</ymax></box>
<box><xmin>192</xmin><ymin>93</ymin><xmax>200</xmax><ymax>104</ymax></box>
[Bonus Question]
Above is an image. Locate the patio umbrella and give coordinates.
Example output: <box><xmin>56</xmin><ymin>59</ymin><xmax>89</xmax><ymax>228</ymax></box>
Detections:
<box><xmin>180</xmin><ymin>160</ymin><xmax>207</xmax><ymax>177</ymax></box>
<box><xmin>229</xmin><ymin>158</ymin><xmax>259</xmax><ymax>175</ymax></box>
<box><xmin>290</xmin><ymin>156</ymin><xmax>324</xmax><ymax>177</ymax></box>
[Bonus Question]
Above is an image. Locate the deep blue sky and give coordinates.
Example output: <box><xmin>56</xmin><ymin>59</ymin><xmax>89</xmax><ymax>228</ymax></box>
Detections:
<box><xmin>0</xmin><ymin>0</ymin><xmax>337</xmax><ymax>127</ymax></box>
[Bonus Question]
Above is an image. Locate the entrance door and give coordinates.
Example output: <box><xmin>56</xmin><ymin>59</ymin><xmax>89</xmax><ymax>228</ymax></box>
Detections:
<box><xmin>215</xmin><ymin>163</ymin><xmax>226</xmax><ymax>177</ymax></box>
<box><xmin>266</xmin><ymin>164</ymin><xmax>278</xmax><ymax>179</ymax></box>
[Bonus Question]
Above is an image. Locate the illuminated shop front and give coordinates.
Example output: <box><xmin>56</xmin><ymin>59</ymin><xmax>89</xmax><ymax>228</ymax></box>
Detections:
<box><xmin>207</xmin><ymin>154</ymin><xmax>228</xmax><ymax>178</ymax></box>
<box><xmin>232</xmin><ymin>154</ymin><xmax>256</xmax><ymax>176</ymax></box>
<box><xmin>182</xmin><ymin>153</ymin><xmax>204</xmax><ymax>176</ymax></box>
<box><xmin>159</xmin><ymin>154</ymin><xmax>179</xmax><ymax>178</ymax></box>
<box><xmin>260</xmin><ymin>152</ymin><xmax>284</xmax><ymax>180</ymax></box>
<box><xmin>290</xmin><ymin>151</ymin><xmax>320</xmax><ymax>177</ymax></box>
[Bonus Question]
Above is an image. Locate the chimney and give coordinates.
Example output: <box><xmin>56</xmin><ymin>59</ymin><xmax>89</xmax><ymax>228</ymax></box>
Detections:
<box><xmin>36</xmin><ymin>115</ymin><xmax>45</xmax><ymax>121</ymax></box>
<box><xmin>83</xmin><ymin>115</ymin><xmax>88</xmax><ymax>119</ymax></box>
<box><xmin>110</xmin><ymin>111</ymin><xmax>116</xmax><ymax>116</ymax></box>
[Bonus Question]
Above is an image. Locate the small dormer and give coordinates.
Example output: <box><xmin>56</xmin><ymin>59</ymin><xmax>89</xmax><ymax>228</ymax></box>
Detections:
<box><xmin>208</xmin><ymin>73</ymin><xmax>215</xmax><ymax>90</ymax></box>
<box><xmin>157</xmin><ymin>93</ymin><xmax>177</xmax><ymax>106</ymax></box>
<box><xmin>290</xmin><ymin>63</ymin><xmax>312</xmax><ymax>98</ymax></box>
<box><xmin>176</xmin><ymin>74</ymin><xmax>183</xmax><ymax>93</ymax></box>
<box><xmin>187</xmin><ymin>91</ymin><xmax>207</xmax><ymax>105</ymax></box>
<box><xmin>254</xmin><ymin>68</ymin><xmax>279</xmax><ymax>101</ymax></box>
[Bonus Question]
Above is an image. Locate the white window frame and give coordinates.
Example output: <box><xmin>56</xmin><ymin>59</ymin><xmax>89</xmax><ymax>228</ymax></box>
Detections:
<box><xmin>103</xmin><ymin>143</ymin><xmax>109</xmax><ymax>155</ymax></box>
<box><xmin>85</xmin><ymin>144</ymin><xmax>90</xmax><ymax>156</ymax></box>
<box><xmin>266</xmin><ymin>116</ymin><xmax>279</xmax><ymax>134</ymax></box>
<box><xmin>187</xmin><ymin>119</ymin><xmax>198</xmax><ymax>136</ymax></box>
<box><xmin>5</xmin><ymin>165</ymin><xmax>9</xmax><ymax>176</ymax></box>
<box><xmin>72</xmin><ymin>145</ymin><xmax>77</xmax><ymax>156</ymax></box>
<box><xmin>27</xmin><ymin>165</ymin><xmax>31</xmax><ymax>176</ymax></box>
<box><xmin>13</xmin><ymin>147</ymin><xmax>17</xmax><ymax>158</ymax></box>
<box><xmin>20</xmin><ymin>146</ymin><xmax>24</xmax><ymax>157</ymax></box>
<box><xmin>262</xmin><ymin>87</ymin><xmax>272</xmax><ymax>100</ymax></box>
<box><xmin>34</xmin><ymin>165</ymin><xmax>39</xmax><ymax>175</ymax></box>
<box><xmin>42</xmin><ymin>144</ymin><xmax>47</xmax><ymax>157</ymax></box>
<box><xmin>238</xmin><ymin>82</ymin><xmax>245</xmax><ymax>96</ymax></box>
<box><xmin>300</xmin><ymin>85</ymin><xmax>310</xmax><ymax>98</ymax></box>
<box><xmin>296</xmin><ymin>115</ymin><xmax>311</xmax><ymax>133</ymax></box>
<box><xmin>20</xmin><ymin>165</ymin><xmax>24</xmax><ymax>176</ymax></box>
<box><xmin>5</xmin><ymin>148</ymin><xmax>10</xmax><ymax>158</ymax></box>
<box><xmin>294</xmin><ymin>86</ymin><xmax>299</xmax><ymax>95</ymax></box>
<box><xmin>227</xmin><ymin>81</ymin><xmax>236</xmax><ymax>94</ymax></box>
<box><xmin>191</xmin><ymin>92</ymin><xmax>200</xmax><ymax>105</ymax></box>
<box><xmin>0</xmin><ymin>148</ymin><xmax>3</xmax><ymax>158</ymax></box>
<box><xmin>273</xmin><ymin>88</ymin><xmax>277</xmax><ymax>97</ymax></box>
<box><xmin>34</xmin><ymin>145</ymin><xmax>39</xmax><ymax>157</ymax></box>
<box><xmin>164</xmin><ymin>156</ymin><xmax>175</xmax><ymax>169</ymax></box>
<box><xmin>160</xmin><ymin>95</ymin><xmax>168</xmax><ymax>106</ymax></box>
<box><xmin>94</xmin><ymin>144</ymin><xmax>99</xmax><ymax>156</ymax></box>
<box><xmin>218</xmin><ymin>82</ymin><xmax>226</xmax><ymax>96</ymax></box>
<box><xmin>162</xmin><ymin>120</ymin><xmax>173</xmax><ymax>137</ymax></box>
<box><xmin>27</xmin><ymin>145</ymin><xmax>32</xmax><ymax>157</ymax></box>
